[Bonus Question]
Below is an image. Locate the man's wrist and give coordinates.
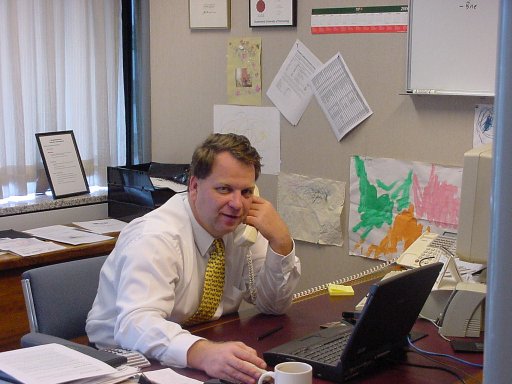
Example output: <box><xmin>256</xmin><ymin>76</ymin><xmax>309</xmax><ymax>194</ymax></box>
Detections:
<box><xmin>187</xmin><ymin>339</ymin><xmax>210</xmax><ymax>369</ymax></box>
<box><xmin>269</xmin><ymin>236</ymin><xmax>293</xmax><ymax>256</ymax></box>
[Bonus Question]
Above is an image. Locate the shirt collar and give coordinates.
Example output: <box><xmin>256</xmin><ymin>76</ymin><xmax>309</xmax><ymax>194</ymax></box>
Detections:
<box><xmin>184</xmin><ymin>194</ymin><xmax>216</xmax><ymax>257</ymax></box>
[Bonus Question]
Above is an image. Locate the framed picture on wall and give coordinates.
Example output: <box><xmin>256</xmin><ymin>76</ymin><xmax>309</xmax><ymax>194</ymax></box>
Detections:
<box><xmin>189</xmin><ymin>0</ymin><xmax>231</xmax><ymax>29</ymax></box>
<box><xmin>35</xmin><ymin>131</ymin><xmax>90</xmax><ymax>199</ymax></box>
<box><xmin>249</xmin><ymin>0</ymin><xmax>297</xmax><ymax>27</ymax></box>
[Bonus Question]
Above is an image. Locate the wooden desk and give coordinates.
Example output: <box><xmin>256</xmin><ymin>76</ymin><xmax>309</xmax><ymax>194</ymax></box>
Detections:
<box><xmin>173</xmin><ymin>280</ymin><xmax>483</xmax><ymax>383</ymax></box>
<box><xmin>0</xmin><ymin>237</ymin><xmax>117</xmax><ymax>352</ymax></box>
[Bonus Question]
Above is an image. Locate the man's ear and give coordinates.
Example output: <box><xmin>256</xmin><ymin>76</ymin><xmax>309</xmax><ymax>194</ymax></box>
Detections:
<box><xmin>188</xmin><ymin>175</ymin><xmax>198</xmax><ymax>198</ymax></box>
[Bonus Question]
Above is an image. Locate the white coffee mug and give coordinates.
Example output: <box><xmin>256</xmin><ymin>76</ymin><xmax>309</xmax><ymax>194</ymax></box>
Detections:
<box><xmin>258</xmin><ymin>361</ymin><xmax>313</xmax><ymax>384</ymax></box>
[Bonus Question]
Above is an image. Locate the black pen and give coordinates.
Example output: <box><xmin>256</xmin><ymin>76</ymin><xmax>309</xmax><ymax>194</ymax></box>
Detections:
<box><xmin>138</xmin><ymin>373</ymin><xmax>154</xmax><ymax>384</ymax></box>
<box><xmin>257</xmin><ymin>325</ymin><xmax>284</xmax><ymax>340</ymax></box>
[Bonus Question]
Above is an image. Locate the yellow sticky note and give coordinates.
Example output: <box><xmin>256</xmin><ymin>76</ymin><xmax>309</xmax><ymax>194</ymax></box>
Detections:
<box><xmin>328</xmin><ymin>284</ymin><xmax>354</xmax><ymax>296</ymax></box>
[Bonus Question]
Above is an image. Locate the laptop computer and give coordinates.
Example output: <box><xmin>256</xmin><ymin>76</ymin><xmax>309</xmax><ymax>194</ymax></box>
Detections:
<box><xmin>263</xmin><ymin>262</ymin><xmax>443</xmax><ymax>382</ymax></box>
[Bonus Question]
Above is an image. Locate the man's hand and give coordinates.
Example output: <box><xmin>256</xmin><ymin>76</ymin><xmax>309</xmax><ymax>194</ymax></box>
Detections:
<box><xmin>244</xmin><ymin>195</ymin><xmax>293</xmax><ymax>256</ymax></box>
<box><xmin>187</xmin><ymin>339</ymin><xmax>267</xmax><ymax>384</ymax></box>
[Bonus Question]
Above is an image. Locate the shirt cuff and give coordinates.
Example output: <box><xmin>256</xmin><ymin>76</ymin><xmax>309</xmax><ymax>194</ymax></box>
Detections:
<box><xmin>266</xmin><ymin>239</ymin><xmax>297</xmax><ymax>274</ymax></box>
<box><xmin>160</xmin><ymin>332</ymin><xmax>205</xmax><ymax>368</ymax></box>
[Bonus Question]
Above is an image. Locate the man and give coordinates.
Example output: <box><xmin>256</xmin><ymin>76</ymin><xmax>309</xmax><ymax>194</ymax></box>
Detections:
<box><xmin>86</xmin><ymin>133</ymin><xmax>301</xmax><ymax>383</ymax></box>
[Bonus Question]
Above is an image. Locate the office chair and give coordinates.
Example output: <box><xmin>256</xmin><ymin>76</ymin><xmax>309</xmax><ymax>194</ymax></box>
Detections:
<box><xmin>19</xmin><ymin>255</ymin><xmax>134</xmax><ymax>367</ymax></box>
<box><xmin>21</xmin><ymin>255</ymin><xmax>107</xmax><ymax>341</ymax></box>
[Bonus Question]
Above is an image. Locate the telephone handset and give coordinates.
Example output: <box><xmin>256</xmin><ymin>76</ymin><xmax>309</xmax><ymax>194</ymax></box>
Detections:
<box><xmin>234</xmin><ymin>185</ymin><xmax>260</xmax><ymax>247</ymax></box>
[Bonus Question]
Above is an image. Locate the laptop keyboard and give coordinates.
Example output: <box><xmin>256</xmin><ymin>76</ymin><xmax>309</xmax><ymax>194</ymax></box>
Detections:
<box><xmin>292</xmin><ymin>333</ymin><xmax>350</xmax><ymax>365</ymax></box>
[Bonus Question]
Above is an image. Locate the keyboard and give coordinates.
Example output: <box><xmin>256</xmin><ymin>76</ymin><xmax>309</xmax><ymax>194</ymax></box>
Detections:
<box><xmin>292</xmin><ymin>332</ymin><xmax>350</xmax><ymax>366</ymax></box>
<box><xmin>397</xmin><ymin>232</ymin><xmax>457</xmax><ymax>269</ymax></box>
<box><xmin>101</xmin><ymin>347</ymin><xmax>151</xmax><ymax>368</ymax></box>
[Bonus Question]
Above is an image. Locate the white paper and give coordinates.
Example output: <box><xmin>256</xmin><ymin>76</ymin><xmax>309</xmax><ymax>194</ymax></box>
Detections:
<box><xmin>189</xmin><ymin>0</ymin><xmax>229</xmax><ymax>29</ymax></box>
<box><xmin>0</xmin><ymin>344</ymin><xmax>117</xmax><ymax>384</ymax></box>
<box><xmin>73</xmin><ymin>219</ymin><xmax>128</xmax><ymax>234</ymax></box>
<box><xmin>349</xmin><ymin>155</ymin><xmax>463</xmax><ymax>261</ymax></box>
<box><xmin>143</xmin><ymin>368</ymin><xmax>202</xmax><ymax>384</ymax></box>
<box><xmin>37</xmin><ymin>133</ymin><xmax>88</xmax><ymax>197</ymax></box>
<box><xmin>455</xmin><ymin>258</ymin><xmax>486</xmax><ymax>282</ymax></box>
<box><xmin>311</xmin><ymin>53</ymin><xmax>373</xmax><ymax>141</ymax></box>
<box><xmin>278</xmin><ymin>173</ymin><xmax>345</xmax><ymax>246</ymax></box>
<box><xmin>267</xmin><ymin>40</ymin><xmax>322</xmax><ymax>125</ymax></box>
<box><xmin>473</xmin><ymin>104</ymin><xmax>494</xmax><ymax>148</ymax></box>
<box><xmin>214</xmin><ymin>104</ymin><xmax>281</xmax><ymax>175</ymax></box>
<box><xmin>70</xmin><ymin>365</ymin><xmax>139</xmax><ymax>384</ymax></box>
<box><xmin>0</xmin><ymin>237</ymin><xmax>66</xmax><ymax>256</ymax></box>
<box><xmin>150</xmin><ymin>177</ymin><xmax>188</xmax><ymax>193</ymax></box>
<box><xmin>25</xmin><ymin>224</ymin><xmax>113</xmax><ymax>245</ymax></box>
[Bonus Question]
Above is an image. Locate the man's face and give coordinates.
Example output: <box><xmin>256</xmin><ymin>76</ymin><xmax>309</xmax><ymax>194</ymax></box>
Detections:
<box><xmin>189</xmin><ymin>151</ymin><xmax>256</xmax><ymax>238</ymax></box>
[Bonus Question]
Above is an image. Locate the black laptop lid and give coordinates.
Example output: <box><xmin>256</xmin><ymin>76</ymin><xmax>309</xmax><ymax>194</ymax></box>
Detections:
<box><xmin>340</xmin><ymin>262</ymin><xmax>443</xmax><ymax>366</ymax></box>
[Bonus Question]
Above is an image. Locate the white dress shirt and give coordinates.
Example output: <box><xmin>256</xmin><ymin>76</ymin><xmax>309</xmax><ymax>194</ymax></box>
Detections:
<box><xmin>86</xmin><ymin>193</ymin><xmax>301</xmax><ymax>368</ymax></box>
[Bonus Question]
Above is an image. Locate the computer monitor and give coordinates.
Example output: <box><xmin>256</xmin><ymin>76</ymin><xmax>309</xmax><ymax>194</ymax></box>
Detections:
<box><xmin>456</xmin><ymin>143</ymin><xmax>493</xmax><ymax>264</ymax></box>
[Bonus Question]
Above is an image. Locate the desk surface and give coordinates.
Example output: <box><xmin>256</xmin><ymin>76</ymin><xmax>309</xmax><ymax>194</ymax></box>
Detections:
<box><xmin>0</xmin><ymin>235</ymin><xmax>117</xmax><ymax>271</ymax></box>
<box><xmin>174</xmin><ymin>280</ymin><xmax>483</xmax><ymax>383</ymax></box>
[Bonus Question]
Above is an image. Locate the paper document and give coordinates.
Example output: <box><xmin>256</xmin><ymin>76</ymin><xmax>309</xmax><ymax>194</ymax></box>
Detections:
<box><xmin>143</xmin><ymin>368</ymin><xmax>202</xmax><ymax>384</ymax></box>
<box><xmin>473</xmin><ymin>104</ymin><xmax>494</xmax><ymax>148</ymax></box>
<box><xmin>71</xmin><ymin>365</ymin><xmax>139</xmax><ymax>384</ymax></box>
<box><xmin>278</xmin><ymin>172</ymin><xmax>345</xmax><ymax>246</ymax></box>
<box><xmin>267</xmin><ymin>40</ymin><xmax>322</xmax><ymax>125</ymax></box>
<box><xmin>150</xmin><ymin>177</ymin><xmax>188</xmax><ymax>193</ymax></box>
<box><xmin>311</xmin><ymin>53</ymin><xmax>372</xmax><ymax>141</ymax></box>
<box><xmin>73</xmin><ymin>219</ymin><xmax>128</xmax><ymax>234</ymax></box>
<box><xmin>0</xmin><ymin>344</ymin><xmax>117</xmax><ymax>384</ymax></box>
<box><xmin>0</xmin><ymin>237</ymin><xmax>66</xmax><ymax>257</ymax></box>
<box><xmin>25</xmin><ymin>225</ymin><xmax>113</xmax><ymax>245</ymax></box>
<box><xmin>214</xmin><ymin>104</ymin><xmax>281</xmax><ymax>175</ymax></box>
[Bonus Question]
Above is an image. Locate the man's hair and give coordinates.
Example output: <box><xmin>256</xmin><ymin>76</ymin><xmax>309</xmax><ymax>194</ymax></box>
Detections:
<box><xmin>189</xmin><ymin>133</ymin><xmax>262</xmax><ymax>180</ymax></box>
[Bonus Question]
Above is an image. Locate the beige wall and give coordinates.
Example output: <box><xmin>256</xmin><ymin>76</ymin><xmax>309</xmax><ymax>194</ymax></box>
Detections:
<box><xmin>149</xmin><ymin>0</ymin><xmax>492</xmax><ymax>293</ymax></box>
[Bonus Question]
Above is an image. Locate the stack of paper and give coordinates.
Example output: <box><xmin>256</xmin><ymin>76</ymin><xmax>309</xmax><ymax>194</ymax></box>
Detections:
<box><xmin>24</xmin><ymin>225</ymin><xmax>113</xmax><ymax>246</ymax></box>
<box><xmin>72</xmin><ymin>219</ymin><xmax>128</xmax><ymax>235</ymax></box>
<box><xmin>0</xmin><ymin>344</ymin><xmax>138</xmax><ymax>384</ymax></box>
<box><xmin>0</xmin><ymin>237</ymin><xmax>66</xmax><ymax>257</ymax></box>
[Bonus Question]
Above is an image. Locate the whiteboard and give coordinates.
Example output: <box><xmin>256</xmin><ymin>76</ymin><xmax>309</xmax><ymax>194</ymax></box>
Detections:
<box><xmin>406</xmin><ymin>0</ymin><xmax>499</xmax><ymax>96</ymax></box>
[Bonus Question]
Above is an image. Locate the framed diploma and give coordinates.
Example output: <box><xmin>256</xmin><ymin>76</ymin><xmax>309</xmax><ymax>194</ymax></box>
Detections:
<box><xmin>189</xmin><ymin>0</ymin><xmax>231</xmax><ymax>29</ymax></box>
<box><xmin>35</xmin><ymin>131</ymin><xmax>90</xmax><ymax>199</ymax></box>
<box><xmin>249</xmin><ymin>0</ymin><xmax>297</xmax><ymax>27</ymax></box>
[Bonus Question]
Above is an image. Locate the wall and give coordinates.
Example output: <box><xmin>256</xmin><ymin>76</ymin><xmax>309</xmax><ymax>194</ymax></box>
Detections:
<box><xmin>149</xmin><ymin>0</ymin><xmax>492</xmax><ymax>293</ymax></box>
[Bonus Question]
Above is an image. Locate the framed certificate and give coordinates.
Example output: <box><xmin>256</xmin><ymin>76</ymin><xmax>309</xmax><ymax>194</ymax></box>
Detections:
<box><xmin>35</xmin><ymin>131</ymin><xmax>90</xmax><ymax>199</ymax></box>
<box><xmin>249</xmin><ymin>0</ymin><xmax>297</xmax><ymax>27</ymax></box>
<box><xmin>189</xmin><ymin>0</ymin><xmax>231</xmax><ymax>29</ymax></box>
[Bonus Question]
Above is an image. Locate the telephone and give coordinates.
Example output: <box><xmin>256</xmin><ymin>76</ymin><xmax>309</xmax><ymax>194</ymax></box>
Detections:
<box><xmin>397</xmin><ymin>231</ymin><xmax>462</xmax><ymax>290</ymax></box>
<box><xmin>233</xmin><ymin>185</ymin><xmax>259</xmax><ymax>304</ymax></box>
<box><xmin>396</xmin><ymin>231</ymin><xmax>457</xmax><ymax>269</ymax></box>
<box><xmin>234</xmin><ymin>185</ymin><xmax>260</xmax><ymax>247</ymax></box>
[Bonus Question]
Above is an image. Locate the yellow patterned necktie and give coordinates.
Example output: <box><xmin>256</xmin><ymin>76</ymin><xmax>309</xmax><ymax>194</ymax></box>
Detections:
<box><xmin>184</xmin><ymin>239</ymin><xmax>225</xmax><ymax>326</ymax></box>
